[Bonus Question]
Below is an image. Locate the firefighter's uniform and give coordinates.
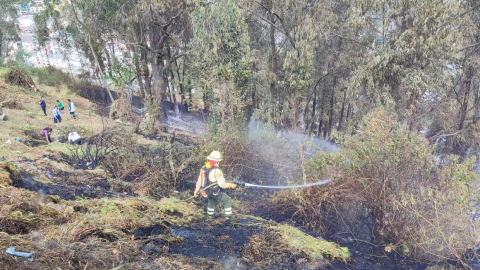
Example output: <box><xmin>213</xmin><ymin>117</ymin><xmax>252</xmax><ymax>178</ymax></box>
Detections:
<box><xmin>194</xmin><ymin>151</ymin><xmax>237</xmax><ymax>219</ymax></box>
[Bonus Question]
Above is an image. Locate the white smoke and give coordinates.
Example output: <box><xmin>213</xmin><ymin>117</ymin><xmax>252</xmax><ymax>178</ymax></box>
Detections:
<box><xmin>246</xmin><ymin>119</ymin><xmax>337</xmax><ymax>183</ymax></box>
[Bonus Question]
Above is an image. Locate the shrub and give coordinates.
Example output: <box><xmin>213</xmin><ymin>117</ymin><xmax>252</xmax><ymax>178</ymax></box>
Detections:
<box><xmin>103</xmin><ymin>133</ymin><xmax>197</xmax><ymax>197</ymax></box>
<box><xmin>67</xmin><ymin>124</ymin><xmax>127</xmax><ymax>169</ymax></box>
<box><xmin>30</xmin><ymin>66</ymin><xmax>73</xmax><ymax>87</ymax></box>
<box><xmin>273</xmin><ymin>107</ymin><xmax>479</xmax><ymax>265</ymax></box>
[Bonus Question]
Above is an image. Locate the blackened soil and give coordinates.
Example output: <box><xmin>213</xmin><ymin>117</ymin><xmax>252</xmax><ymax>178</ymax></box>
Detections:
<box><xmin>326</xmin><ymin>242</ymin><xmax>429</xmax><ymax>270</ymax></box>
<box><xmin>126</xmin><ymin>217</ymin><xmax>259</xmax><ymax>269</ymax></box>
<box><xmin>15</xmin><ymin>173</ymin><xmax>132</xmax><ymax>200</ymax></box>
<box><xmin>130</xmin><ymin>223</ymin><xmax>171</xmax><ymax>238</ymax></box>
<box><xmin>168</xmin><ymin>221</ymin><xmax>255</xmax><ymax>260</ymax></box>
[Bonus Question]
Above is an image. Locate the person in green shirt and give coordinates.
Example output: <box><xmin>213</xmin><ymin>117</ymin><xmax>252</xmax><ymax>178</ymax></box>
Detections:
<box><xmin>56</xmin><ymin>100</ymin><xmax>65</xmax><ymax>114</ymax></box>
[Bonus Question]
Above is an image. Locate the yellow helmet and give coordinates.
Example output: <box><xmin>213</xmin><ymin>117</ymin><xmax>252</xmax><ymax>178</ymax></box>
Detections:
<box><xmin>207</xmin><ymin>151</ymin><xmax>223</xmax><ymax>161</ymax></box>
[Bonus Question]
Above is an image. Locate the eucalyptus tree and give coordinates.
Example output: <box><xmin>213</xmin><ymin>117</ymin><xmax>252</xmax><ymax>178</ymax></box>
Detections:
<box><xmin>34</xmin><ymin>0</ymin><xmax>63</xmax><ymax>68</ymax></box>
<box><xmin>0</xmin><ymin>0</ymin><xmax>20</xmax><ymax>60</ymax></box>
<box><xmin>33</xmin><ymin>13</ymin><xmax>51</xmax><ymax>66</ymax></box>
<box><xmin>115</xmin><ymin>0</ymin><xmax>190</xmax><ymax>119</ymax></box>
<box><xmin>56</xmin><ymin>27</ymin><xmax>75</xmax><ymax>77</ymax></box>
<box><xmin>245</xmin><ymin>0</ymin><xmax>339</xmax><ymax>134</ymax></box>
<box><xmin>345</xmin><ymin>1</ymin><xmax>470</xmax><ymax>130</ymax></box>
<box><xmin>62</xmin><ymin>0</ymin><xmax>123</xmax><ymax>103</ymax></box>
<box><xmin>189</xmin><ymin>0</ymin><xmax>252</xmax><ymax>131</ymax></box>
<box><xmin>424</xmin><ymin>0</ymin><xmax>480</xmax><ymax>157</ymax></box>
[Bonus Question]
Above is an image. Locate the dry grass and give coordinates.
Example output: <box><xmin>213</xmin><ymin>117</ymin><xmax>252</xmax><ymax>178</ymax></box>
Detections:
<box><xmin>0</xmin><ymin>184</ymin><xmax>351</xmax><ymax>269</ymax></box>
<box><xmin>0</xmin><ymin>187</ymin><xmax>206</xmax><ymax>269</ymax></box>
<box><xmin>242</xmin><ymin>228</ymin><xmax>295</xmax><ymax>267</ymax></box>
<box><xmin>0</xmin><ymin>72</ymin><xmax>355</xmax><ymax>269</ymax></box>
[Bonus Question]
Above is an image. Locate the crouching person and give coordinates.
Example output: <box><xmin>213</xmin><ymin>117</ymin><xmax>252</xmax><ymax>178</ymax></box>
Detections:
<box><xmin>41</xmin><ymin>127</ymin><xmax>52</xmax><ymax>144</ymax></box>
<box><xmin>68</xmin><ymin>131</ymin><xmax>82</xmax><ymax>145</ymax></box>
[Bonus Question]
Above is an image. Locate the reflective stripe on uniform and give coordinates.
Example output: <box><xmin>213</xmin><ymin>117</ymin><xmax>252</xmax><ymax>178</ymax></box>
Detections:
<box><xmin>207</xmin><ymin>207</ymin><xmax>215</xmax><ymax>216</ymax></box>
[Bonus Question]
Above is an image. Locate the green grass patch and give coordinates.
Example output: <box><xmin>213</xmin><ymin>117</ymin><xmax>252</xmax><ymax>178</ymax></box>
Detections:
<box><xmin>0</xmin><ymin>67</ymin><xmax>9</xmax><ymax>77</ymax></box>
<box><xmin>77</xmin><ymin>196</ymin><xmax>203</xmax><ymax>231</ymax></box>
<box><xmin>273</xmin><ymin>224</ymin><xmax>350</xmax><ymax>262</ymax></box>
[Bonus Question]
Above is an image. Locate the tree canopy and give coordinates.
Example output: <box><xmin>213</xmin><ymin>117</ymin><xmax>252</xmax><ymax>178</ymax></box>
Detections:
<box><xmin>6</xmin><ymin>0</ymin><xmax>480</xmax><ymax>158</ymax></box>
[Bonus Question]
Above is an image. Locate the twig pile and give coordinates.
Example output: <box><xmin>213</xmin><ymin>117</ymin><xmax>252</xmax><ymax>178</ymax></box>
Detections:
<box><xmin>5</xmin><ymin>68</ymin><xmax>35</xmax><ymax>89</ymax></box>
<box><xmin>1</xmin><ymin>98</ymin><xmax>24</xmax><ymax>110</ymax></box>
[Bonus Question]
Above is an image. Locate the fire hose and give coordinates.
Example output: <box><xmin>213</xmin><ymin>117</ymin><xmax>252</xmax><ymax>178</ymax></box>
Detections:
<box><xmin>232</xmin><ymin>178</ymin><xmax>332</xmax><ymax>189</ymax></box>
<box><xmin>179</xmin><ymin>179</ymin><xmax>332</xmax><ymax>202</ymax></box>
<box><xmin>178</xmin><ymin>182</ymin><xmax>220</xmax><ymax>202</ymax></box>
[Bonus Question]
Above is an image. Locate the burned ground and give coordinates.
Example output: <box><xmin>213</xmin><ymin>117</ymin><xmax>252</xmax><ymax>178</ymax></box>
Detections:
<box><xmin>0</xmin><ymin>157</ymin><xmax>436</xmax><ymax>270</ymax></box>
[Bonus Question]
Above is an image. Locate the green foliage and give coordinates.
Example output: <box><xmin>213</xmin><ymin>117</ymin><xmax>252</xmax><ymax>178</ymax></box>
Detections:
<box><xmin>0</xmin><ymin>66</ymin><xmax>8</xmax><ymax>76</ymax></box>
<box><xmin>346</xmin><ymin>0</ymin><xmax>469</xmax><ymax>124</ymax></box>
<box><xmin>344</xmin><ymin>109</ymin><xmax>477</xmax><ymax>261</ymax></box>
<box><xmin>273</xmin><ymin>224</ymin><xmax>350</xmax><ymax>261</ymax></box>
<box><xmin>274</xmin><ymin>107</ymin><xmax>479</xmax><ymax>264</ymax></box>
<box><xmin>0</xmin><ymin>0</ymin><xmax>21</xmax><ymax>57</ymax></box>
<box><xmin>206</xmin><ymin>110</ymin><xmax>221</xmax><ymax>137</ymax></box>
<box><xmin>33</xmin><ymin>13</ymin><xmax>50</xmax><ymax>49</ymax></box>
<box><xmin>5</xmin><ymin>49</ymin><xmax>31</xmax><ymax>70</ymax></box>
<box><xmin>190</xmin><ymin>0</ymin><xmax>252</xmax><ymax>129</ymax></box>
<box><xmin>29</xmin><ymin>66</ymin><xmax>72</xmax><ymax>87</ymax></box>
<box><xmin>22</xmin><ymin>124</ymin><xmax>39</xmax><ymax>132</ymax></box>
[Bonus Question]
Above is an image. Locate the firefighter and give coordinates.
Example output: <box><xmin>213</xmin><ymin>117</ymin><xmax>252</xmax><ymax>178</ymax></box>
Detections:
<box><xmin>194</xmin><ymin>151</ymin><xmax>238</xmax><ymax>219</ymax></box>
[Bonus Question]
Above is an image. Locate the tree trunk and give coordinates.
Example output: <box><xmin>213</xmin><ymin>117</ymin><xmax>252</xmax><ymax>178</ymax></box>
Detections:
<box><xmin>125</xmin><ymin>83</ymin><xmax>133</xmax><ymax>105</ymax></box>
<box><xmin>318</xmin><ymin>119</ymin><xmax>324</xmax><ymax>138</ymax></box>
<box><xmin>44</xmin><ymin>47</ymin><xmax>51</xmax><ymax>67</ymax></box>
<box><xmin>475</xmin><ymin>77</ymin><xmax>480</xmax><ymax>120</ymax></box>
<box><xmin>168</xmin><ymin>71</ymin><xmax>180</xmax><ymax>117</ymax></box>
<box><xmin>132</xmin><ymin>23</ymin><xmax>148</xmax><ymax>97</ymax></box>
<box><xmin>269</xmin><ymin>0</ymin><xmax>276</xmax><ymax>120</ymax></box>
<box><xmin>132</xmin><ymin>47</ymin><xmax>145</xmax><ymax>97</ymax></box>
<box><xmin>0</xmin><ymin>30</ymin><xmax>3</xmax><ymax>57</ymax></box>
<box><xmin>104</xmin><ymin>46</ymin><xmax>113</xmax><ymax>78</ymax></box>
<box><xmin>151</xmin><ymin>55</ymin><xmax>167</xmax><ymax>120</ymax></box>
<box><xmin>87</xmin><ymin>34</ymin><xmax>114</xmax><ymax>103</ymax></box>
<box><xmin>327</xmin><ymin>77</ymin><xmax>336</xmax><ymax>138</ymax></box>
<box><xmin>309</xmin><ymin>90</ymin><xmax>317</xmax><ymax>135</ymax></box>
<box><xmin>303</xmin><ymin>87</ymin><xmax>316</xmax><ymax>133</ymax></box>
<box><xmin>317</xmin><ymin>92</ymin><xmax>325</xmax><ymax>138</ymax></box>
<box><xmin>459</xmin><ymin>66</ymin><xmax>474</xmax><ymax>130</ymax></box>
<box><xmin>337</xmin><ymin>89</ymin><xmax>347</xmax><ymax>131</ymax></box>
<box><xmin>141</xmin><ymin>48</ymin><xmax>151</xmax><ymax>97</ymax></box>
<box><xmin>175</xmin><ymin>61</ymin><xmax>185</xmax><ymax>104</ymax></box>
<box><xmin>150</xmin><ymin>22</ymin><xmax>168</xmax><ymax>120</ymax></box>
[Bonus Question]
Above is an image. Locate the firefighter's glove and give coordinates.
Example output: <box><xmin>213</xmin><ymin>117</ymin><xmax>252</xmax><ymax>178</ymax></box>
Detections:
<box><xmin>194</xmin><ymin>191</ymin><xmax>198</xmax><ymax>197</ymax></box>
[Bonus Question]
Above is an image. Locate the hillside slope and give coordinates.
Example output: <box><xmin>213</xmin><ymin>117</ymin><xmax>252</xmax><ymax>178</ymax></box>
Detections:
<box><xmin>0</xmin><ymin>70</ymin><xmax>350</xmax><ymax>269</ymax></box>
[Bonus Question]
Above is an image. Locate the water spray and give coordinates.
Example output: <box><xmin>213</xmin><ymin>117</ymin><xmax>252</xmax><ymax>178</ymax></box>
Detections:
<box><xmin>179</xmin><ymin>179</ymin><xmax>332</xmax><ymax>202</ymax></box>
<box><xmin>233</xmin><ymin>179</ymin><xmax>332</xmax><ymax>189</ymax></box>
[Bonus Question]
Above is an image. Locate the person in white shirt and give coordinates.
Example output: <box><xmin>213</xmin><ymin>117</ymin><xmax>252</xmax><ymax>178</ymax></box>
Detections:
<box><xmin>67</xmin><ymin>99</ymin><xmax>78</xmax><ymax>119</ymax></box>
<box><xmin>68</xmin><ymin>132</ymin><xmax>82</xmax><ymax>145</ymax></box>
